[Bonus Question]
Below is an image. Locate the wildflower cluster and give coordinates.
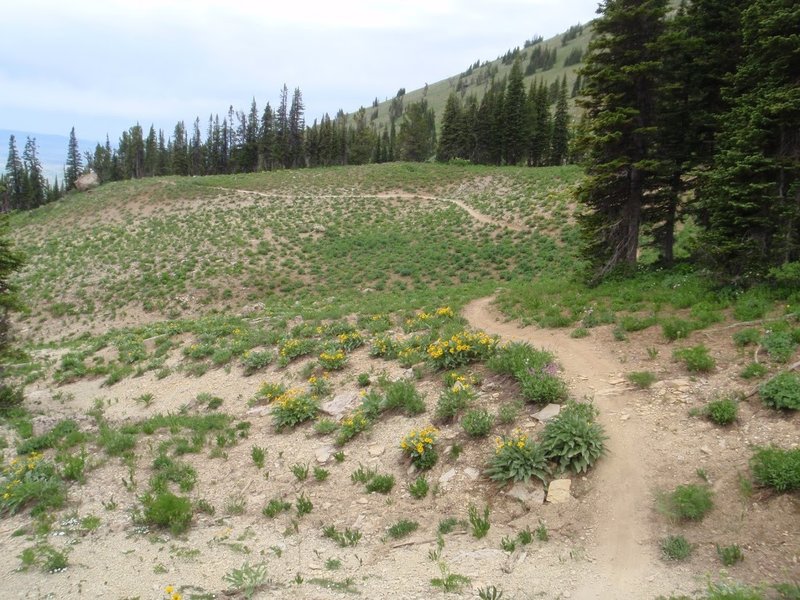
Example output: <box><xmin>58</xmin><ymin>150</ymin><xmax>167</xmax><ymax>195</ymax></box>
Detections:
<box><xmin>435</xmin><ymin>376</ymin><xmax>477</xmax><ymax>422</ymax></box>
<box><xmin>403</xmin><ymin>306</ymin><xmax>455</xmax><ymax>332</ymax></box>
<box><xmin>398</xmin><ymin>346</ymin><xmax>425</xmax><ymax>368</ymax></box>
<box><xmin>370</xmin><ymin>335</ymin><xmax>399</xmax><ymax>359</ymax></box>
<box><xmin>359</xmin><ymin>313</ymin><xmax>393</xmax><ymax>333</ymax></box>
<box><xmin>427</xmin><ymin>330</ymin><xmax>497</xmax><ymax>369</ymax></box>
<box><xmin>278</xmin><ymin>337</ymin><xmax>316</xmax><ymax>366</ymax></box>
<box><xmin>400</xmin><ymin>426</ymin><xmax>439</xmax><ymax>470</ymax></box>
<box><xmin>252</xmin><ymin>381</ymin><xmax>287</xmax><ymax>405</ymax></box>
<box><xmin>486</xmin><ymin>430</ymin><xmax>549</xmax><ymax>485</ymax></box>
<box><xmin>308</xmin><ymin>373</ymin><xmax>332</xmax><ymax>397</ymax></box>
<box><xmin>1</xmin><ymin>452</ymin><xmax>65</xmax><ymax>515</ymax></box>
<box><xmin>336</xmin><ymin>331</ymin><xmax>364</xmax><ymax>351</ymax></box>
<box><xmin>319</xmin><ymin>348</ymin><xmax>347</xmax><ymax>370</ymax></box>
<box><xmin>270</xmin><ymin>388</ymin><xmax>318</xmax><ymax>431</ymax></box>
<box><xmin>336</xmin><ymin>409</ymin><xmax>371</xmax><ymax>446</ymax></box>
<box><xmin>164</xmin><ymin>585</ymin><xmax>182</xmax><ymax>600</ymax></box>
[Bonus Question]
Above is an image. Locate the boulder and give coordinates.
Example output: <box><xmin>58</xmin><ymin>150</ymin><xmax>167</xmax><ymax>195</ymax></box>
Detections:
<box><xmin>74</xmin><ymin>170</ymin><xmax>100</xmax><ymax>192</ymax></box>
<box><xmin>546</xmin><ymin>479</ymin><xmax>572</xmax><ymax>504</ymax></box>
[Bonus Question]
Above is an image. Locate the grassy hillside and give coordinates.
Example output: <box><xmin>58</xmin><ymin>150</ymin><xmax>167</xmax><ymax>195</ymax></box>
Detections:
<box><xmin>357</xmin><ymin>24</ymin><xmax>593</xmax><ymax>129</ymax></box>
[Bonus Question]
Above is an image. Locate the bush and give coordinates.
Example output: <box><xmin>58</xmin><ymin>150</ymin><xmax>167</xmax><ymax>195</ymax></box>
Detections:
<box><xmin>486</xmin><ymin>342</ymin><xmax>552</xmax><ymax>376</ymax></box>
<box><xmin>461</xmin><ymin>408</ymin><xmax>493</xmax><ymax>438</ymax></box>
<box><xmin>242</xmin><ymin>351</ymin><xmax>272</xmax><ymax>376</ymax></box>
<box><xmin>673</xmin><ymin>345</ymin><xmax>715</xmax><ymax>373</ymax></box>
<box><xmin>435</xmin><ymin>381</ymin><xmax>475</xmax><ymax>422</ymax></box>
<box><xmin>426</xmin><ymin>329</ymin><xmax>497</xmax><ymax>369</ymax></box>
<box><xmin>759</xmin><ymin>372</ymin><xmax>800</xmax><ymax>410</ymax></box>
<box><xmin>0</xmin><ymin>384</ymin><xmax>23</xmax><ymax>416</ymax></box>
<box><xmin>661</xmin><ymin>318</ymin><xmax>695</xmax><ymax>341</ymax></box>
<box><xmin>660</xmin><ymin>535</ymin><xmax>693</xmax><ymax>561</ymax></box>
<box><xmin>485</xmin><ymin>431</ymin><xmax>549</xmax><ymax>485</ymax></box>
<box><xmin>541</xmin><ymin>403</ymin><xmax>606</xmax><ymax>475</ymax></box>
<box><xmin>627</xmin><ymin>371</ymin><xmax>657</xmax><ymax>389</ymax></box>
<box><xmin>705</xmin><ymin>397</ymin><xmax>738</xmax><ymax>425</ymax></box>
<box><xmin>750</xmin><ymin>446</ymin><xmax>800</xmax><ymax>492</ymax></box>
<box><xmin>0</xmin><ymin>453</ymin><xmax>66</xmax><ymax>516</ymax></box>
<box><xmin>518</xmin><ymin>371</ymin><xmax>568</xmax><ymax>404</ymax></box>
<box><xmin>383</xmin><ymin>379</ymin><xmax>425</xmax><ymax>415</ymax></box>
<box><xmin>661</xmin><ymin>484</ymin><xmax>713</xmax><ymax>521</ymax></box>
<box><xmin>400</xmin><ymin>426</ymin><xmax>438</xmax><ymax>470</ymax></box>
<box><xmin>142</xmin><ymin>491</ymin><xmax>193</xmax><ymax>534</ymax></box>
<box><xmin>732</xmin><ymin>328</ymin><xmax>761</xmax><ymax>348</ymax></box>
<box><xmin>270</xmin><ymin>389</ymin><xmax>318</xmax><ymax>430</ymax></box>
<box><xmin>740</xmin><ymin>362</ymin><xmax>768</xmax><ymax>380</ymax></box>
<box><xmin>365</xmin><ymin>473</ymin><xmax>394</xmax><ymax>494</ymax></box>
<box><xmin>762</xmin><ymin>331</ymin><xmax>797</xmax><ymax>363</ymax></box>
<box><xmin>716</xmin><ymin>544</ymin><xmax>744</xmax><ymax>566</ymax></box>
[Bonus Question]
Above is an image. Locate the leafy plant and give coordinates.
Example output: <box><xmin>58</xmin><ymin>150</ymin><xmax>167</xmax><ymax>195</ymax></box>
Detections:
<box><xmin>386</xmin><ymin>519</ymin><xmax>418</xmax><ymax>540</ymax></box>
<box><xmin>477</xmin><ymin>585</ymin><xmax>505</xmax><ymax>600</ymax></box>
<box><xmin>435</xmin><ymin>380</ymin><xmax>476</xmax><ymax>422</ymax></box>
<box><xmin>290</xmin><ymin>462</ymin><xmax>309</xmax><ymax>481</ymax></box>
<box><xmin>704</xmin><ymin>396</ymin><xmax>738</xmax><ymax>425</ymax></box>
<box><xmin>322</xmin><ymin>524</ymin><xmax>362</xmax><ymax>547</ymax></box>
<box><xmin>223</xmin><ymin>562</ymin><xmax>269</xmax><ymax>599</ymax></box>
<box><xmin>541</xmin><ymin>402</ymin><xmax>606</xmax><ymax>474</ymax></box>
<box><xmin>382</xmin><ymin>379</ymin><xmax>426</xmax><ymax>415</ymax></box>
<box><xmin>408</xmin><ymin>475</ymin><xmax>429</xmax><ymax>499</ymax></box>
<box><xmin>400</xmin><ymin>426</ymin><xmax>439</xmax><ymax>470</ymax></box>
<box><xmin>660</xmin><ymin>535</ymin><xmax>693</xmax><ymax>561</ymax></box>
<box><xmin>468</xmin><ymin>504</ymin><xmax>490</xmax><ymax>539</ymax></box>
<box><xmin>313</xmin><ymin>467</ymin><xmax>329</xmax><ymax>482</ymax></box>
<box><xmin>295</xmin><ymin>493</ymin><xmax>313</xmax><ymax>516</ymax></box>
<box><xmin>627</xmin><ymin>371</ymin><xmax>657</xmax><ymax>389</ymax></box>
<box><xmin>759</xmin><ymin>372</ymin><xmax>800</xmax><ymax>410</ymax></box>
<box><xmin>740</xmin><ymin>362</ymin><xmax>768</xmax><ymax>379</ymax></box>
<box><xmin>141</xmin><ymin>491</ymin><xmax>193</xmax><ymax>534</ymax></box>
<box><xmin>365</xmin><ymin>474</ymin><xmax>395</xmax><ymax>494</ymax></box>
<box><xmin>461</xmin><ymin>408</ymin><xmax>493</xmax><ymax>437</ymax></box>
<box><xmin>251</xmin><ymin>445</ymin><xmax>266</xmax><ymax>468</ymax></box>
<box><xmin>660</xmin><ymin>484</ymin><xmax>714</xmax><ymax>522</ymax></box>
<box><xmin>262</xmin><ymin>498</ymin><xmax>291</xmax><ymax>518</ymax></box>
<box><xmin>716</xmin><ymin>544</ymin><xmax>744</xmax><ymax>566</ymax></box>
<box><xmin>271</xmin><ymin>389</ymin><xmax>319</xmax><ymax>430</ymax></box>
<box><xmin>486</xmin><ymin>430</ymin><xmax>549</xmax><ymax>484</ymax></box>
<box><xmin>673</xmin><ymin>345</ymin><xmax>716</xmax><ymax>373</ymax></box>
<box><xmin>750</xmin><ymin>446</ymin><xmax>800</xmax><ymax>492</ymax></box>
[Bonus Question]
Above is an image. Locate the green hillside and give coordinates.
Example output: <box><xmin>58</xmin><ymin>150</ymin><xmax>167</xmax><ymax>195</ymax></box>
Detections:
<box><xmin>356</xmin><ymin>23</ymin><xmax>592</xmax><ymax>128</ymax></box>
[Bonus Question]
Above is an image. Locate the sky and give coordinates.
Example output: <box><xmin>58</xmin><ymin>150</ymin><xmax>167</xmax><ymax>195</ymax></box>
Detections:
<box><xmin>1</xmin><ymin>0</ymin><xmax>600</xmax><ymax>145</ymax></box>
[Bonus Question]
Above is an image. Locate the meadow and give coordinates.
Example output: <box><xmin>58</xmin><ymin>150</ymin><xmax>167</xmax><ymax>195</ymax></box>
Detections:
<box><xmin>1</xmin><ymin>163</ymin><xmax>798</xmax><ymax>600</ymax></box>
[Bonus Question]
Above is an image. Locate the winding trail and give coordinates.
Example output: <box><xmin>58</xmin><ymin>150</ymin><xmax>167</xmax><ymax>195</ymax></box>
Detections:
<box><xmin>463</xmin><ymin>297</ymin><xmax>658</xmax><ymax>600</ymax></box>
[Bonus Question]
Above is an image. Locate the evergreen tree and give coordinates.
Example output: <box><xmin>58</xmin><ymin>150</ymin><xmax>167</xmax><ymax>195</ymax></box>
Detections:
<box><xmin>549</xmin><ymin>76</ymin><xmax>570</xmax><ymax>165</ymax></box>
<box><xmin>576</xmin><ymin>0</ymin><xmax>667</xmax><ymax>280</ymax></box>
<box><xmin>701</xmin><ymin>0</ymin><xmax>800</xmax><ymax>281</ymax></box>
<box><xmin>64</xmin><ymin>127</ymin><xmax>83</xmax><ymax>190</ymax></box>
<box><xmin>527</xmin><ymin>80</ymin><xmax>551</xmax><ymax>167</ymax></box>
<box><xmin>23</xmin><ymin>137</ymin><xmax>47</xmax><ymax>209</ymax></box>
<box><xmin>288</xmin><ymin>88</ymin><xmax>305</xmax><ymax>168</ymax></box>
<box><xmin>259</xmin><ymin>104</ymin><xmax>275</xmax><ymax>170</ymax></box>
<box><xmin>437</xmin><ymin>93</ymin><xmax>465</xmax><ymax>162</ymax></box>
<box><xmin>144</xmin><ymin>126</ymin><xmax>158</xmax><ymax>177</ymax></box>
<box><xmin>0</xmin><ymin>205</ymin><xmax>24</xmax><ymax>397</ymax></box>
<box><xmin>4</xmin><ymin>136</ymin><xmax>24</xmax><ymax>208</ymax></box>
<box><xmin>171</xmin><ymin>121</ymin><xmax>189</xmax><ymax>176</ymax></box>
<box><xmin>275</xmin><ymin>85</ymin><xmax>290</xmax><ymax>168</ymax></box>
<box><xmin>503</xmin><ymin>59</ymin><xmax>528</xmax><ymax>165</ymax></box>
<box><xmin>397</xmin><ymin>99</ymin><xmax>436</xmax><ymax>162</ymax></box>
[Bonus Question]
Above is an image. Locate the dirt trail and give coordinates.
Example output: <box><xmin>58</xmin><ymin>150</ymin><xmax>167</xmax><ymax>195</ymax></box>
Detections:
<box><xmin>463</xmin><ymin>296</ymin><xmax>658</xmax><ymax>600</ymax></box>
<box><xmin>216</xmin><ymin>187</ymin><xmax>529</xmax><ymax>231</ymax></box>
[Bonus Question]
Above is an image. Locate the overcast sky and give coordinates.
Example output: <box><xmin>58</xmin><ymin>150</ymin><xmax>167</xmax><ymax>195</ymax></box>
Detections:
<box><xmin>1</xmin><ymin>0</ymin><xmax>600</xmax><ymax>143</ymax></box>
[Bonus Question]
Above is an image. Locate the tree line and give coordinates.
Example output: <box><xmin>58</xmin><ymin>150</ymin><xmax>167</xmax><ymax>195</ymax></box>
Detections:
<box><xmin>578</xmin><ymin>0</ymin><xmax>799</xmax><ymax>285</ymax></box>
<box><xmin>3</xmin><ymin>67</ymin><xmax>577</xmax><ymax>211</ymax></box>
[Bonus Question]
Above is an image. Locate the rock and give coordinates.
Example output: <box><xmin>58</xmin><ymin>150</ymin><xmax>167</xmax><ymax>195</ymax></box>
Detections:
<box><xmin>439</xmin><ymin>468</ymin><xmax>457</xmax><ymax>486</ymax></box>
<box><xmin>546</xmin><ymin>479</ymin><xmax>572</xmax><ymax>504</ymax></box>
<box><xmin>532</xmin><ymin>404</ymin><xmax>562</xmax><ymax>423</ymax></box>
<box><xmin>74</xmin><ymin>170</ymin><xmax>100</xmax><ymax>192</ymax></box>
<box><xmin>463</xmin><ymin>467</ymin><xmax>480</xmax><ymax>481</ymax></box>
<box><xmin>608</xmin><ymin>377</ymin><xmax>626</xmax><ymax>385</ymax></box>
<box><xmin>315</xmin><ymin>445</ymin><xmax>335</xmax><ymax>464</ymax></box>
<box><xmin>368</xmin><ymin>445</ymin><xmax>385</xmax><ymax>457</ymax></box>
<box><xmin>240</xmin><ymin>302</ymin><xmax>266</xmax><ymax>316</ymax></box>
<box><xmin>246</xmin><ymin>406</ymin><xmax>271</xmax><ymax>417</ymax></box>
<box><xmin>700</xmin><ymin>446</ymin><xmax>712</xmax><ymax>456</ymax></box>
<box><xmin>320</xmin><ymin>391</ymin><xmax>360</xmax><ymax>420</ymax></box>
<box><xmin>620</xmin><ymin>413</ymin><xmax>630</xmax><ymax>422</ymax></box>
<box><xmin>505</xmin><ymin>482</ymin><xmax>545</xmax><ymax>507</ymax></box>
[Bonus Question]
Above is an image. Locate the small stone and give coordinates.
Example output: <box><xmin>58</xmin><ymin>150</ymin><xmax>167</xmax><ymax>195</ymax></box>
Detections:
<box><xmin>357</xmin><ymin>498</ymin><xmax>368</xmax><ymax>505</ymax></box>
<box><xmin>315</xmin><ymin>445</ymin><xmax>334</xmax><ymax>464</ymax></box>
<box><xmin>463</xmin><ymin>467</ymin><xmax>480</xmax><ymax>481</ymax></box>
<box><xmin>439</xmin><ymin>468</ymin><xmax>457</xmax><ymax>486</ymax></box>
<box><xmin>320</xmin><ymin>391</ymin><xmax>360</xmax><ymax>420</ymax></box>
<box><xmin>368</xmin><ymin>445</ymin><xmax>385</xmax><ymax>457</ymax></box>
<box><xmin>700</xmin><ymin>446</ymin><xmax>712</xmax><ymax>456</ymax></box>
<box><xmin>532</xmin><ymin>404</ymin><xmax>562</xmax><ymax>422</ymax></box>
<box><xmin>620</xmin><ymin>414</ymin><xmax>630</xmax><ymax>422</ymax></box>
<box><xmin>506</xmin><ymin>482</ymin><xmax>545</xmax><ymax>507</ymax></box>
<box><xmin>546</xmin><ymin>479</ymin><xmax>572</xmax><ymax>504</ymax></box>
<box><xmin>407</xmin><ymin>465</ymin><xmax>417</xmax><ymax>475</ymax></box>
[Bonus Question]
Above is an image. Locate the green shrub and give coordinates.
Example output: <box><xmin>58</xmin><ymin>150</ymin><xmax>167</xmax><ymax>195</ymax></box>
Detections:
<box><xmin>716</xmin><ymin>544</ymin><xmax>744</xmax><ymax>566</ymax></box>
<box><xmin>365</xmin><ymin>474</ymin><xmax>395</xmax><ymax>494</ymax></box>
<box><xmin>383</xmin><ymin>379</ymin><xmax>425</xmax><ymax>415</ymax></box>
<box><xmin>262</xmin><ymin>498</ymin><xmax>291</xmax><ymax>518</ymax></box>
<box><xmin>0</xmin><ymin>454</ymin><xmax>66</xmax><ymax>516</ymax></box>
<box><xmin>98</xmin><ymin>426</ymin><xmax>137</xmax><ymax>456</ymax></box>
<box><xmin>518</xmin><ymin>371</ymin><xmax>568</xmax><ymax>404</ymax></box>
<box><xmin>242</xmin><ymin>351</ymin><xmax>272</xmax><ymax>375</ymax></box>
<box><xmin>750</xmin><ymin>446</ymin><xmax>800</xmax><ymax>492</ymax></box>
<box><xmin>733</xmin><ymin>291</ymin><xmax>770</xmax><ymax>321</ymax></box>
<box><xmin>619</xmin><ymin>315</ymin><xmax>657</xmax><ymax>332</ymax></box>
<box><xmin>661</xmin><ymin>484</ymin><xmax>713</xmax><ymax>521</ymax></box>
<box><xmin>461</xmin><ymin>409</ymin><xmax>493</xmax><ymax>438</ymax></box>
<box><xmin>732</xmin><ymin>328</ymin><xmax>761</xmax><ymax>347</ymax></box>
<box><xmin>759</xmin><ymin>372</ymin><xmax>800</xmax><ymax>410</ymax></box>
<box><xmin>541</xmin><ymin>403</ymin><xmax>606</xmax><ymax>475</ymax></box>
<box><xmin>740</xmin><ymin>362</ymin><xmax>768</xmax><ymax>380</ymax></box>
<box><xmin>762</xmin><ymin>331</ymin><xmax>797</xmax><ymax>363</ymax></box>
<box><xmin>322</xmin><ymin>524</ymin><xmax>362</xmax><ymax>547</ymax></box>
<box><xmin>485</xmin><ymin>431</ymin><xmax>549</xmax><ymax>485</ymax></box>
<box><xmin>468</xmin><ymin>504</ymin><xmax>490</xmax><ymax>539</ymax></box>
<box><xmin>271</xmin><ymin>390</ymin><xmax>318</xmax><ymax>430</ymax></box>
<box><xmin>435</xmin><ymin>381</ymin><xmax>475</xmax><ymax>422</ymax></box>
<box><xmin>673</xmin><ymin>345</ymin><xmax>716</xmax><ymax>373</ymax></box>
<box><xmin>142</xmin><ymin>491</ymin><xmax>193</xmax><ymax>534</ymax></box>
<box><xmin>400</xmin><ymin>426</ymin><xmax>438</xmax><ymax>470</ymax></box>
<box><xmin>660</xmin><ymin>535</ymin><xmax>693</xmax><ymax>561</ymax></box>
<box><xmin>386</xmin><ymin>519</ymin><xmax>418</xmax><ymax>539</ymax></box>
<box><xmin>661</xmin><ymin>318</ymin><xmax>694</xmax><ymax>341</ymax></box>
<box><xmin>570</xmin><ymin>327</ymin><xmax>589</xmax><ymax>338</ymax></box>
<box><xmin>0</xmin><ymin>385</ymin><xmax>24</xmax><ymax>416</ymax></box>
<box><xmin>17</xmin><ymin>419</ymin><xmax>85</xmax><ymax>454</ymax></box>
<box><xmin>705</xmin><ymin>397</ymin><xmax>738</xmax><ymax>425</ymax></box>
<box><xmin>487</xmin><ymin>342</ymin><xmax>552</xmax><ymax>376</ymax></box>
<box><xmin>705</xmin><ymin>582</ymin><xmax>765</xmax><ymax>600</ymax></box>
<box><xmin>627</xmin><ymin>371</ymin><xmax>657</xmax><ymax>389</ymax></box>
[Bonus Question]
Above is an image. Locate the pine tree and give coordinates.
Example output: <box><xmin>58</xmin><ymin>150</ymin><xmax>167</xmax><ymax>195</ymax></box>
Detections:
<box><xmin>4</xmin><ymin>136</ymin><xmax>24</xmax><ymax>208</ymax></box>
<box><xmin>288</xmin><ymin>88</ymin><xmax>305</xmax><ymax>168</ymax></box>
<box><xmin>144</xmin><ymin>126</ymin><xmax>158</xmax><ymax>177</ymax></box>
<box><xmin>23</xmin><ymin>137</ymin><xmax>47</xmax><ymax>209</ymax></box>
<box><xmin>437</xmin><ymin>93</ymin><xmax>464</xmax><ymax>162</ymax></box>
<box><xmin>397</xmin><ymin>99</ymin><xmax>436</xmax><ymax>162</ymax></box>
<box><xmin>259</xmin><ymin>104</ymin><xmax>275</xmax><ymax>171</ymax></box>
<box><xmin>701</xmin><ymin>0</ymin><xmax>800</xmax><ymax>281</ymax></box>
<box><xmin>576</xmin><ymin>0</ymin><xmax>668</xmax><ymax>280</ymax></box>
<box><xmin>275</xmin><ymin>85</ymin><xmax>290</xmax><ymax>168</ymax></box>
<box><xmin>503</xmin><ymin>59</ymin><xmax>527</xmax><ymax>165</ymax></box>
<box><xmin>549</xmin><ymin>76</ymin><xmax>570</xmax><ymax>165</ymax></box>
<box><xmin>65</xmin><ymin>127</ymin><xmax>83</xmax><ymax>190</ymax></box>
<box><xmin>171</xmin><ymin>121</ymin><xmax>189</xmax><ymax>176</ymax></box>
<box><xmin>0</xmin><ymin>206</ymin><xmax>24</xmax><ymax>396</ymax></box>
